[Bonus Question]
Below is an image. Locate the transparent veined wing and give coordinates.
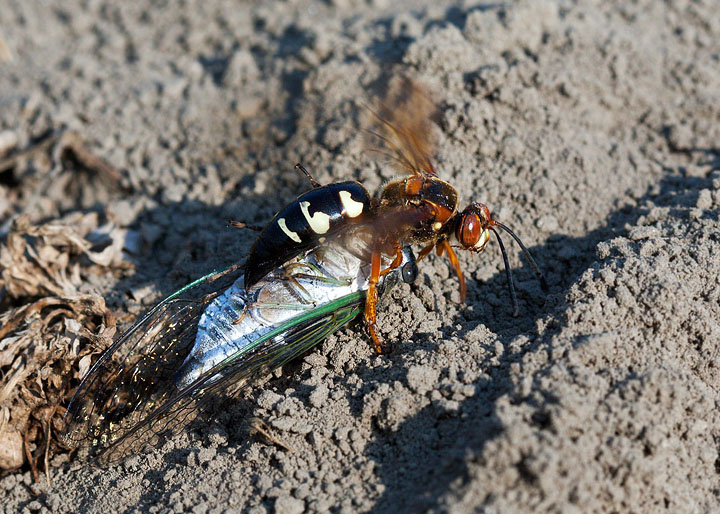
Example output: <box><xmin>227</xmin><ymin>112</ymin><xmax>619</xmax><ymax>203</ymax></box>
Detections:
<box><xmin>63</xmin><ymin>240</ymin><xmax>417</xmax><ymax>464</ymax></box>
<box><xmin>62</xmin><ymin>263</ymin><xmax>244</xmax><ymax>462</ymax></box>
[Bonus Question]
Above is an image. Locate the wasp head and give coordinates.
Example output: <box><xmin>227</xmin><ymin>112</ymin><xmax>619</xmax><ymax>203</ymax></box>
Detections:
<box><xmin>453</xmin><ymin>202</ymin><xmax>549</xmax><ymax>313</ymax></box>
<box><xmin>455</xmin><ymin>203</ymin><xmax>493</xmax><ymax>252</ymax></box>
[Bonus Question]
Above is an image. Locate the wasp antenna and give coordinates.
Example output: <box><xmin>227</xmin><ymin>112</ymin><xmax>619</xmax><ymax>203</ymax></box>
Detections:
<box><xmin>490</xmin><ymin>228</ymin><xmax>519</xmax><ymax>317</ymax></box>
<box><xmin>494</xmin><ymin>222</ymin><xmax>549</xmax><ymax>292</ymax></box>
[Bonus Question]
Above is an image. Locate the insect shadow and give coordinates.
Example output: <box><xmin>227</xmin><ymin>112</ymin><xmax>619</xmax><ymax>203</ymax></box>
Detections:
<box><xmin>62</xmin><ymin>156</ymin><xmax>716</xmax><ymax>514</ymax></box>
<box><xmin>361</xmin><ymin>165</ymin><xmax>718</xmax><ymax>512</ymax></box>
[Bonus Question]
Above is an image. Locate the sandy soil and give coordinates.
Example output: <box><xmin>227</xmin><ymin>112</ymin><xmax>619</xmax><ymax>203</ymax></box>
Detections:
<box><xmin>1</xmin><ymin>0</ymin><xmax>719</xmax><ymax>512</ymax></box>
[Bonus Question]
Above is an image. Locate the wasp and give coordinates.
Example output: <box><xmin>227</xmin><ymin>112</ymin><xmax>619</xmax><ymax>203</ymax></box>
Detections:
<box><xmin>243</xmin><ymin>77</ymin><xmax>546</xmax><ymax>352</ymax></box>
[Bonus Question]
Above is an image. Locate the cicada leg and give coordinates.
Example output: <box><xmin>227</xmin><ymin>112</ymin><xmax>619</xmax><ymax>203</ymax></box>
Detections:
<box><xmin>282</xmin><ymin>273</ymin><xmax>313</xmax><ymax>301</ymax></box>
<box><xmin>283</xmin><ymin>262</ymin><xmax>351</xmax><ymax>287</ymax></box>
<box><xmin>280</xmin><ymin>263</ymin><xmax>352</xmax><ymax>305</ymax></box>
<box><xmin>227</xmin><ymin>220</ymin><xmax>264</xmax><ymax>231</ymax></box>
<box><xmin>232</xmin><ymin>305</ymin><xmax>249</xmax><ymax>325</ymax></box>
<box><xmin>289</xmin><ymin>273</ymin><xmax>353</xmax><ymax>287</ymax></box>
<box><xmin>227</xmin><ymin>163</ymin><xmax>323</xmax><ymax>231</ymax></box>
<box><xmin>295</xmin><ymin>162</ymin><xmax>322</xmax><ymax>189</ymax></box>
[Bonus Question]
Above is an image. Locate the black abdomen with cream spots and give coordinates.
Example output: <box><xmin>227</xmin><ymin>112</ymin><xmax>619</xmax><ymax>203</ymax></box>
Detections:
<box><xmin>244</xmin><ymin>181</ymin><xmax>371</xmax><ymax>289</ymax></box>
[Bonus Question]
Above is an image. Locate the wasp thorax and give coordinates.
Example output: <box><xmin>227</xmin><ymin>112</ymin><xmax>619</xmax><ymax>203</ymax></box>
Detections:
<box><xmin>377</xmin><ymin>175</ymin><xmax>459</xmax><ymax>244</ymax></box>
<box><xmin>456</xmin><ymin>203</ymin><xmax>492</xmax><ymax>252</ymax></box>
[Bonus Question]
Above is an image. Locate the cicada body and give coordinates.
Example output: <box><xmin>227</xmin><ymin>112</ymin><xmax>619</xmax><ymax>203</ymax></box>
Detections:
<box><xmin>63</xmin><ymin>231</ymin><xmax>417</xmax><ymax>464</ymax></box>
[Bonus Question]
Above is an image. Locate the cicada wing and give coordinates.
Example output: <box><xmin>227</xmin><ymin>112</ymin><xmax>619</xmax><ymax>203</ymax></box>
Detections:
<box><xmin>220</xmin><ymin>292</ymin><xmax>366</xmax><ymax>394</ymax></box>
<box><xmin>68</xmin><ymin>278</ymin><xmax>364</xmax><ymax>464</ymax></box>
<box><xmin>91</xmin><ymin>292</ymin><xmax>366</xmax><ymax>464</ymax></box>
<box><xmin>62</xmin><ymin>264</ymin><xmax>243</xmax><ymax>460</ymax></box>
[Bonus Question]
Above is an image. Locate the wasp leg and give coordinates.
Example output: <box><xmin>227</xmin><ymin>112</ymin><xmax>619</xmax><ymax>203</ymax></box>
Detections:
<box><xmin>295</xmin><ymin>163</ymin><xmax>322</xmax><ymax>188</ymax></box>
<box><xmin>379</xmin><ymin>245</ymin><xmax>404</xmax><ymax>277</ymax></box>
<box><xmin>365</xmin><ymin>246</ymin><xmax>404</xmax><ymax>353</ymax></box>
<box><xmin>437</xmin><ymin>239</ymin><xmax>466</xmax><ymax>302</ymax></box>
<box><xmin>228</xmin><ymin>220</ymin><xmax>264</xmax><ymax>231</ymax></box>
<box><xmin>417</xmin><ymin>243</ymin><xmax>434</xmax><ymax>261</ymax></box>
<box><xmin>364</xmin><ymin>251</ymin><xmax>383</xmax><ymax>353</ymax></box>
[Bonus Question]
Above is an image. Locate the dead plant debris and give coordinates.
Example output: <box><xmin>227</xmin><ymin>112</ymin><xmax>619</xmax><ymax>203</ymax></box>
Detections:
<box><xmin>0</xmin><ymin>212</ymin><xmax>134</xmax><ymax>476</ymax></box>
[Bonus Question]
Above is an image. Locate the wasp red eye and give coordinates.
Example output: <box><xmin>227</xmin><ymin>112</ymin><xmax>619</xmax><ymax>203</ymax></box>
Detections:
<box><xmin>457</xmin><ymin>213</ymin><xmax>482</xmax><ymax>248</ymax></box>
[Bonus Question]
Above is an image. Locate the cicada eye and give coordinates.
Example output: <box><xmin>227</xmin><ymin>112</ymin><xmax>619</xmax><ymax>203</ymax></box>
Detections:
<box><xmin>457</xmin><ymin>213</ymin><xmax>482</xmax><ymax>248</ymax></box>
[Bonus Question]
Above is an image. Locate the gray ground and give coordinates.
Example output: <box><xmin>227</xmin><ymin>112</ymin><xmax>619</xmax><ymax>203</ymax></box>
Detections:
<box><xmin>1</xmin><ymin>0</ymin><xmax>719</xmax><ymax>512</ymax></box>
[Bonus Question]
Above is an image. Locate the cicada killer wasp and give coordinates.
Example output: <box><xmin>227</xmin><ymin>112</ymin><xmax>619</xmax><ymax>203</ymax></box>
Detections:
<box><xmin>242</xmin><ymin>77</ymin><xmax>546</xmax><ymax>352</ymax></box>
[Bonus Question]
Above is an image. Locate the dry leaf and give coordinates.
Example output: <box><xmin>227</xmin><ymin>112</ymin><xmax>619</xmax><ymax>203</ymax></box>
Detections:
<box><xmin>0</xmin><ymin>211</ymin><xmax>135</xmax><ymax>300</ymax></box>
<box><xmin>0</xmin><ymin>295</ymin><xmax>115</xmax><ymax>472</ymax></box>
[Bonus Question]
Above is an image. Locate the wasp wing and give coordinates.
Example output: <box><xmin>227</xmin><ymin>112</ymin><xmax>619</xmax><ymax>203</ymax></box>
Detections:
<box><xmin>365</xmin><ymin>76</ymin><xmax>439</xmax><ymax>177</ymax></box>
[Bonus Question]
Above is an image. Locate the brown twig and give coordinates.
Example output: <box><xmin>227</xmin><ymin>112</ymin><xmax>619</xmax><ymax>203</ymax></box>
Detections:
<box><xmin>57</xmin><ymin>131</ymin><xmax>126</xmax><ymax>188</ymax></box>
<box><xmin>23</xmin><ymin>424</ymin><xmax>39</xmax><ymax>484</ymax></box>
<box><xmin>44</xmin><ymin>405</ymin><xmax>58</xmax><ymax>486</ymax></box>
<box><xmin>0</xmin><ymin>297</ymin><xmax>60</xmax><ymax>340</ymax></box>
<box><xmin>0</xmin><ymin>130</ymin><xmax>127</xmax><ymax>190</ymax></box>
<box><xmin>247</xmin><ymin>417</ymin><xmax>294</xmax><ymax>453</ymax></box>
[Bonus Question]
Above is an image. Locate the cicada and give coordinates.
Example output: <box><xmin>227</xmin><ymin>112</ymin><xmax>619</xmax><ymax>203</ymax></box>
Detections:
<box><xmin>63</xmin><ymin>229</ymin><xmax>418</xmax><ymax>464</ymax></box>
